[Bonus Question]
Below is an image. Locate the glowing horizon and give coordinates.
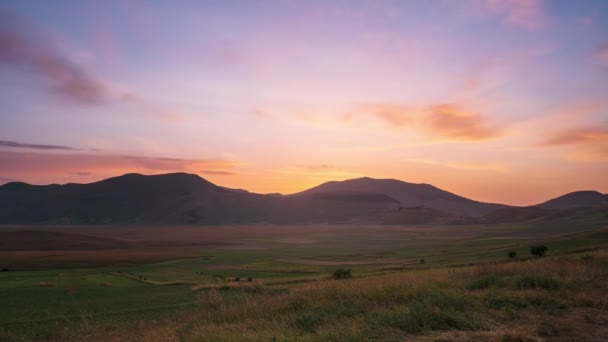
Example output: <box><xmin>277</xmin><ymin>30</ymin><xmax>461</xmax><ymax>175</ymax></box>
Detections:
<box><xmin>1</xmin><ymin>0</ymin><xmax>607</xmax><ymax>206</ymax></box>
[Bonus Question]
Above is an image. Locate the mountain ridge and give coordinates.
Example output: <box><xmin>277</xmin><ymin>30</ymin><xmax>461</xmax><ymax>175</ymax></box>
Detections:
<box><xmin>0</xmin><ymin>172</ymin><xmax>605</xmax><ymax>225</ymax></box>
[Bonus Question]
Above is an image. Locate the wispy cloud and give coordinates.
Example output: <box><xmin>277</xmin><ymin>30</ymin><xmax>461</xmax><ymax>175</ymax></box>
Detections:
<box><xmin>541</xmin><ymin>127</ymin><xmax>608</xmax><ymax>162</ymax></box>
<box><xmin>0</xmin><ymin>140</ymin><xmax>78</xmax><ymax>151</ymax></box>
<box><xmin>0</xmin><ymin>176</ymin><xmax>20</xmax><ymax>184</ymax></box>
<box><xmin>0</xmin><ymin>10</ymin><xmax>108</xmax><ymax>105</ymax></box>
<box><xmin>427</xmin><ymin>104</ymin><xmax>503</xmax><ymax>141</ymax></box>
<box><xmin>0</xmin><ymin>151</ymin><xmax>237</xmax><ymax>182</ymax></box>
<box><xmin>347</xmin><ymin>103</ymin><xmax>504</xmax><ymax>142</ymax></box>
<box><xmin>593</xmin><ymin>43</ymin><xmax>608</xmax><ymax>62</ymax></box>
<box><xmin>404</xmin><ymin>158</ymin><xmax>508</xmax><ymax>172</ymax></box>
<box><xmin>478</xmin><ymin>0</ymin><xmax>548</xmax><ymax>30</ymax></box>
<box><xmin>295</xmin><ymin>164</ymin><xmax>339</xmax><ymax>171</ymax></box>
<box><xmin>346</xmin><ymin>103</ymin><xmax>416</xmax><ymax>127</ymax></box>
<box><xmin>542</xmin><ymin>128</ymin><xmax>608</xmax><ymax>146</ymax></box>
<box><xmin>197</xmin><ymin>170</ymin><xmax>236</xmax><ymax>176</ymax></box>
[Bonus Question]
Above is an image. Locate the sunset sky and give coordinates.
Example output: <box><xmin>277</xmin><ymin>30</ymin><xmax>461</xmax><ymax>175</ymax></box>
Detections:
<box><xmin>1</xmin><ymin>0</ymin><xmax>607</xmax><ymax>205</ymax></box>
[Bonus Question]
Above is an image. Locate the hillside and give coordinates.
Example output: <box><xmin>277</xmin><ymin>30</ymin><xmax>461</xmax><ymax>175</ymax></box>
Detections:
<box><xmin>536</xmin><ymin>190</ymin><xmax>607</xmax><ymax>209</ymax></box>
<box><xmin>0</xmin><ymin>173</ymin><xmax>604</xmax><ymax>225</ymax></box>
<box><xmin>291</xmin><ymin>177</ymin><xmax>505</xmax><ymax>217</ymax></box>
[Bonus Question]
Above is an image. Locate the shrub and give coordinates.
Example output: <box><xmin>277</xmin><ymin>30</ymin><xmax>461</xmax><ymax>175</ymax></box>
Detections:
<box><xmin>508</xmin><ymin>251</ymin><xmax>517</xmax><ymax>259</ymax></box>
<box><xmin>467</xmin><ymin>275</ymin><xmax>507</xmax><ymax>290</ymax></box>
<box><xmin>235</xmin><ymin>277</ymin><xmax>240</xmax><ymax>282</ymax></box>
<box><xmin>247</xmin><ymin>277</ymin><xmax>253</xmax><ymax>282</ymax></box>
<box><xmin>420</xmin><ymin>259</ymin><xmax>425</xmax><ymax>264</ymax></box>
<box><xmin>332</xmin><ymin>269</ymin><xmax>352</xmax><ymax>279</ymax></box>
<box><xmin>295</xmin><ymin>312</ymin><xmax>322</xmax><ymax>332</ymax></box>
<box><xmin>530</xmin><ymin>245</ymin><xmax>547</xmax><ymax>257</ymax></box>
<box><xmin>515</xmin><ymin>275</ymin><xmax>560</xmax><ymax>290</ymax></box>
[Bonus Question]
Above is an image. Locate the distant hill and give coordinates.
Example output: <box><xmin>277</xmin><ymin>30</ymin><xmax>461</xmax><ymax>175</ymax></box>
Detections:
<box><xmin>536</xmin><ymin>191</ymin><xmax>607</xmax><ymax>210</ymax></box>
<box><xmin>0</xmin><ymin>173</ymin><xmax>604</xmax><ymax>225</ymax></box>
<box><xmin>290</xmin><ymin>177</ymin><xmax>505</xmax><ymax>217</ymax></box>
<box><xmin>479</xmin><ymin>191</ymin><xmax>607</xmax><ymax>224</ymax></box>
<box><xmin>0</xmin><ymin>173</ymin><xmax>273</xmax><ymax>225</ymax></box>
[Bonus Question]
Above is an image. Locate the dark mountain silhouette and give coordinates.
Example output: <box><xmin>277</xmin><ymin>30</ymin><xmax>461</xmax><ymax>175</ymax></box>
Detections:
<box><xmin>290</xmin><ymin>177</ymin><xmax>505</xmax><ymax>217</ymax></box>
<box><xmin>479</xmin><ymin>191</ymin><xmax>607</xmax><ymax>224</ymax></box>
<box><xmin>536</xmin><ymin>191</ymin><xmax>607</xmax><ymax>210</ymax></box>
<box><xmin>0</xmin><ymin>173</ymin><xmax>604</xmax><ymax>225</ymax></box>
<box><xmin>0</xmin><ymin>173</ymin><xmax>272</xmax><ymax>224</ymax></box>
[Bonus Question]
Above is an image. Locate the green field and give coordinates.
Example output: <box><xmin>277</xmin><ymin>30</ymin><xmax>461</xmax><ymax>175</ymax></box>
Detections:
<box><xmin>1</xmin><ymin>217</ymin><xmax>608</xmax><ymax>341</ymax></box>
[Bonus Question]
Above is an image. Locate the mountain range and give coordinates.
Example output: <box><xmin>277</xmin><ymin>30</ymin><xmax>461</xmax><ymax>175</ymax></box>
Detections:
<box><xmin>0</xmin><ymin>173</ymin><xmax>606</xmax><ymax>225</ymax></box>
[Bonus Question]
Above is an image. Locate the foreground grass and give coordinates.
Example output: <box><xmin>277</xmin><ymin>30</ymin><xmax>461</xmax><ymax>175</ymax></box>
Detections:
<box><xmin>4</xmin><ymin>249</ymin><xmax>607</xmax><ymax>341</ymax></box>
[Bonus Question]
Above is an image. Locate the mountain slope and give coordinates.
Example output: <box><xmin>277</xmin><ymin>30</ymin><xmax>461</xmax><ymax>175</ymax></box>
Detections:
<box><xmin>0</xmin><ymin>173</ymin><xmax>604</xmax><ymax>225</ymax></box>
<box><xmin>480</xmin><ymin>190</ymin><xmax>608</xmax><ymax>224</ymax></box>
<box><xmin>536</xmin><ymin>191</ymin><xmax>607</xmax><ymax>210</ymax></box>
<box><xmin>0</xmin><ymin>173</ymin><xmax>273</xmax><ymax>224</ymax></box>
<box><xmin>290</xmin><ymin>177</ymin><xmax>505</xmax><ymax>217</ymax></box>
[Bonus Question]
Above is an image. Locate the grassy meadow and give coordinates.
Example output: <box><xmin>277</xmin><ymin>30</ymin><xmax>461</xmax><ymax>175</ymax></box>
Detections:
<box><xmin>1</xmin><ymin>218</ymin><xmax>607</xmax><ymax>341</ymax></box>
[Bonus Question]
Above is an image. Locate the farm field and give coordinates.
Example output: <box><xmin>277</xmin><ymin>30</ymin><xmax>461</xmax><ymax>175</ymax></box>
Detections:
<box><xmin>1</xmin><ymin>217</ymin><xmax>608</xmax><ymax>341</ymax></box>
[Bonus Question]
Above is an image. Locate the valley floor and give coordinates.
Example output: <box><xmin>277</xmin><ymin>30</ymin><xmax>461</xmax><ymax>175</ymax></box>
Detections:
<box><xmin>1</xmin><ymin>220</ymin><xmax>607</xmax><ymax>341</ymax></box>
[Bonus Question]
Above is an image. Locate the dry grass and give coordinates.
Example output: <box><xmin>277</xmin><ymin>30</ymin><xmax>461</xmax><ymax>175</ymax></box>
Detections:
<box><xmin>32</xmin><ymin>249</ymin><xmax>603</xmax><ymax>341</ymax></box>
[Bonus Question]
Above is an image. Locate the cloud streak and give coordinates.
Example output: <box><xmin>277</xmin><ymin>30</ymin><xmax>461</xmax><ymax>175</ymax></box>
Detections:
<box><xmin>0</xmin><ymin>10</ymin><xmax>107</xmax><ymax>105</ymax></box>
<box><xmin>0</xmin><ymin>151</ymin><xmax>236</xmax><ymax>182</ymax></box>
<box><xmin>478</xmin><ymin>0</ymin><xmax>548</xmax><ymax>30</ymax></box>
<box><xmin>594</xmin><ymin>43</ymin><xmax>608</xmax><ymax>62</ymax></box>
<box><xmin>427</xmin><ymin>104</ymin><xmax>503</xmax><ymax>141</ymax></box>
<box><xmin>348</xmin><ymin>103</ymin><xmax>504</xmax><ymax>142</ymax></box>
<box><xmin>542</xmin><ymin>128</ymin><xmax>608</xmax><ymax>146</ymax></box>
<box><xmin>197</xmin><ymin>170</ymin><xmax>236</xmax><ymax>176</ymax></box>
<box><xmin>541</xmin><ymin>127</ymin><xmax>608</xmax><ymax>162</ymax></box>
<box><xmin>0</xmin><ymin>140</ymin><xmax>78</xmax><ymax>151</ymax></box>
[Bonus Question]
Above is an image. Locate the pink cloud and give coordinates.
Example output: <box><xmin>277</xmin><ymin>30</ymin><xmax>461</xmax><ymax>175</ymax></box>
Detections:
<box><xmin>479</xmin><ymin>0</ymin><xmax>548</xmax><ymax>30</ymax></box>
<box><xmin>0</xmin><ymin>150</ymin><xmax>236</xmax><ymax>183</ymax></box>
<box><xmin>594</xmin><ymin>43</ymin><xmax>608</xmax><ymax>62</ymax></box>
<box><xmin>427</xmin><ymin>104</ymin><xmax>504</xmax><ymax>141</ymax></box>
<box><xmin>346</xmin><ymin>103</ymin><xmax>504</xmax><ymax>142</ymax></box>
<box><xmin>0</xmin><ymin>10</ymin><xmax>108</xmax><ymax>105</ymax></box>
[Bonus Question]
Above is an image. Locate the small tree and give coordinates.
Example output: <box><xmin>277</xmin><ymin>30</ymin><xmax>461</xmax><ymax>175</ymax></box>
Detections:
<box><xmin>420</xmin><ymin>258</ymin><xmax>425</xmax><ymax>264</ymax></box>
<box><xmin>508</xmin><ymin>251</ymin><xmax>517</xmax><ymax>259</ymax></box>
<box><xmin>332</xmin><ymin>269</ymin><xmax>352</xmax><ymax>279</ymax></box>
<box><xmin>530</xmin><ymin>245</ymin><xmax>548</xmax><ymax>258</ymax></box>
<box><xmin>247</xmin><ymin>277</ymin><xmax>253</xmax><ymax>282</ymax></box>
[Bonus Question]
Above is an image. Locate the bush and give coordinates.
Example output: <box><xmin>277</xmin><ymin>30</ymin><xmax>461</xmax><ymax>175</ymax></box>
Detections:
<box><xmin>247</xmin><ymin>277</ymin><xmax>253</xmax><ymax>282</ymax></box>
<box><xmin>530</xmin><ymin>245</ymin><xmax>548</xmax><ymax>257</ymax></box>
<box><xmin>295</xmin><ymin>312</ymin><xmax>322</xmax><ymax>332</ymax></box>
<box><xmin>467</xmin><ymin>275</ymin><xmax>507</xmax><ymax>290</ymax></box>
<box><xmin>332</xmin><ymin>269</ymin><xmax>352</xmax><ymax>279</ymax></box>
<box><xmin>508</xmin><ymin>251</ymin><xmax>517</xmax><ymax>259</ymax></box>
<box><xmin>515</xmin><ymin>275</ymin><xmax>560</xmax><ymax>290</ymax></box>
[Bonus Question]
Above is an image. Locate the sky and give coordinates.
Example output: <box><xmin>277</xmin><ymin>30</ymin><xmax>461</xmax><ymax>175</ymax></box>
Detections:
<box><xmin>1</xmin><ymin>0</ymin><xmax>607</xmax><ymax>206</ymax></box>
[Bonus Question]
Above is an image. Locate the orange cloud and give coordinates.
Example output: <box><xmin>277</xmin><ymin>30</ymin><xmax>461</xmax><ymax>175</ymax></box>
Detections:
<box><xmin>404</xmin><ymin>158</ymin><xmax>508</xmax><ymax>172</ymax></box>
<box><xmin>350</xmin><ymin>103</ymin><xmax>416</xmax><ymax>127</ymax></box>
<box><xmin>295</xmin><ymin>164</ymin><xmax>339</xmax><ymax>171</ymax></box>
<box><xmin>197</xmin><ymin>170</ymin><xmax>236</xmax><ymax>176</ymax></box>
<box><xmin>0</xmin><ymin>150</ymin><xmax>236</xmax><ymax>184</ymax></box>
<box><xmin>427</xmin><ymin>104</ymin><xmax>503</xmax><ymax>141</ymax></box>
<box><xmin>540</xmin><ymin>127</ymin><xmax>608</xmax><ymax>162</ymax></box>
<box><xmin>348</xmin><ymin>103</ymin><xmax>503</xmax><ymax>142</ymax></box>
<box><xmin>542</xmin><ymin>128</ymin><xmax>608</xmax><ymax>146</ymax></box>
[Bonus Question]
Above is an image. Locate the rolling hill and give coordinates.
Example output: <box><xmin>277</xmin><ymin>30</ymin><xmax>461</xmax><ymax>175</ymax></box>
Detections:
<box><xmin>290</xmin><ymin>177</ymin><xmax>505</xmax><ymax>217</ymax></box>
<box><xmin>0</xmin><ymin>173</ymin><xmax>604</xmax><ymax>225</ymax></box>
